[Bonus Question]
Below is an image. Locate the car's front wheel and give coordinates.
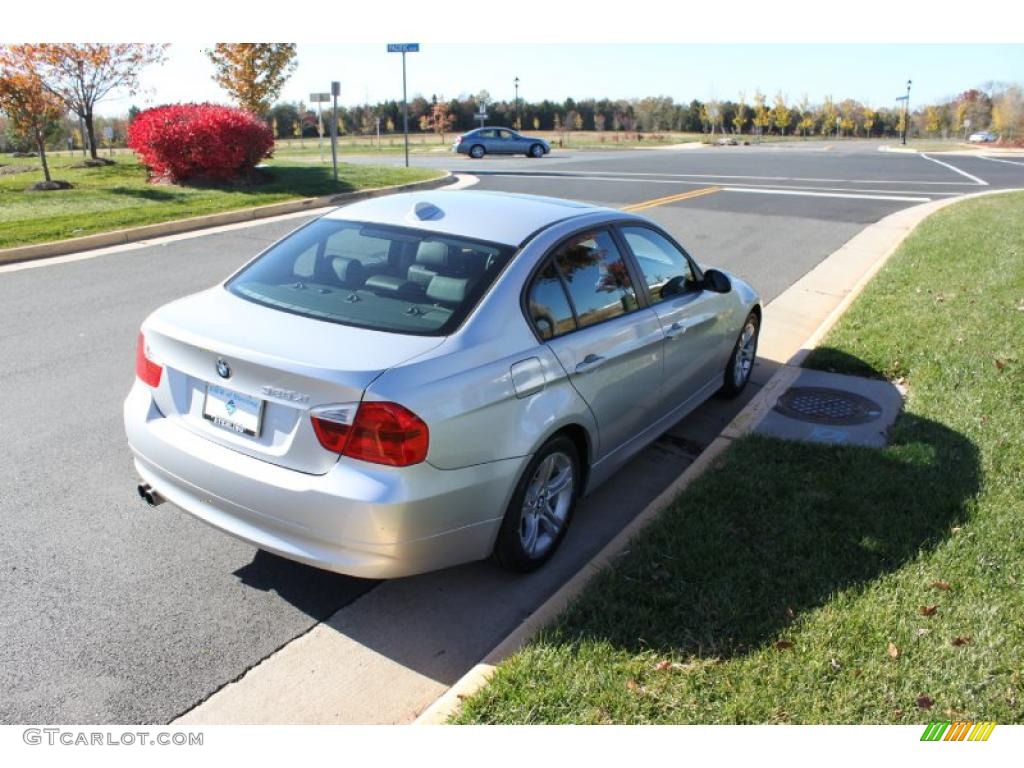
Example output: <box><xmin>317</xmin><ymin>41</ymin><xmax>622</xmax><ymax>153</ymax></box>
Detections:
<box><xmin>493</xmin><ymin>435</ymin><xmax>579</xmax><ymax>572</ymax></box>
<box><xmin>528</xmin><ymin>143</ymin><xmax>545</xmax><ymax>158</ymax></box>
<box><xmin>469</xmin><ymin>144</ymin><xmax>485</xmax><ymax>159</ymax></box>
<box><xmin>720</xmin><ymin>311</ymin><xmax>760</xmax><ymax>398</ymax></box>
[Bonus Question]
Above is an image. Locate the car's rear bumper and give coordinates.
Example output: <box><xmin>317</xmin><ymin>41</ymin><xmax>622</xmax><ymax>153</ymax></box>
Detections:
<box><xmin>124</xmin><ymin>383</ymin><xmax>520</xmax><ymax>579</ymax></box>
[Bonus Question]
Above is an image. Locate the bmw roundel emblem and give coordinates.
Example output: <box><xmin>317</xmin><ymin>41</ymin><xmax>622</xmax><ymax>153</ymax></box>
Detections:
<box><xmin>216</xmin><ymin>358</ymin><xmax>231</xmax><ymax>379</ymax></box>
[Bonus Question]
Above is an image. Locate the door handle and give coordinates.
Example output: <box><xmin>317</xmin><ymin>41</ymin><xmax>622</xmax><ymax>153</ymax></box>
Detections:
<box><xmin>574</xmin><ymin>354</ymin><xmax>606</xmax><ymax>374</ymax></box>
<box><xmin>665</xmin><ymin>321</ymin><xmax>688</xmax><ymax>340</ymax></box>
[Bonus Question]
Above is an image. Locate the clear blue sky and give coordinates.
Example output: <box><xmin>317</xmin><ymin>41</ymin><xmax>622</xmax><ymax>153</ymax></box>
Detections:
<box><xmin>100</xmin><ymin>43</ymin><xmax>1023</xmax><ymax>116</ymax></box>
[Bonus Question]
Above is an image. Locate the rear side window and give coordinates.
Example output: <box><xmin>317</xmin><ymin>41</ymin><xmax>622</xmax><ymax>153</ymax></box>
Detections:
<box><xmin>551</xmin><ymin>229</ymin><xmax>639</xmax><ymax>329</ymax></box>
<box><xmin>526</xmin><ymin>262</ymin><xmax>576</xmax><ymax>340</ymax></box>
<box><xmin>227</xmin><ymin>219</ymin><xmax>514</xmax><ymax>336</ymax></box>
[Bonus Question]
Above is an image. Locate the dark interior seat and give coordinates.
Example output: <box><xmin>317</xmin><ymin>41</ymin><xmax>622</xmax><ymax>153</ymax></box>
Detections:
<box><xmin>327</xmin><ymin>255</ymin><xmax>365</xmax><ymax>288</ymax></box>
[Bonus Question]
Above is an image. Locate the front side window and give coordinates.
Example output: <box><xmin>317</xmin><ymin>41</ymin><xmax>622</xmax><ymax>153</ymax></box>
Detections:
<box><xmin>552</xmin><ymin>230</ymin><xmax>638</xmax><ymax>329</ymax></box>
<box><xmin>227</xmin><ymin>219</ymin><xmax>514</xmax><ymax>336</ymax></box>
<box><xmin>620</xmin><ymin>226</ymin><xmax>698</xmax><ymax>304</ymax></box>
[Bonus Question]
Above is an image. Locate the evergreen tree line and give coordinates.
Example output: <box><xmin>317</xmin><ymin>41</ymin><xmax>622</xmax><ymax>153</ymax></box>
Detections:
<box><xmin>3</xmin><ymin>85</ymin><xmax>1020</xmax><ymax>152</ymax></box>
<box><xmin>262</xmin><ymin>87</ymin><xmax>1022</xmax><ymax>142</ymax></box>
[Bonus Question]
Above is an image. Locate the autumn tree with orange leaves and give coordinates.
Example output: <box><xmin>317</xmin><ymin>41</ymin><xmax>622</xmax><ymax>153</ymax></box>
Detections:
<box><xmin>0</xmin><ymin>68</ymin><xmax>65</xmax><ymax>184</ymax></box>
<box><xmin>424</xmin><ymin>97</ymin><xmax>455</xmax><ymax>142</ymax></box>
<box><xmin>0</xmin><ymin>44</ymin><xmax>167</xmax><ymax>160</ymax></box>
<box><xmin>205</xmin><ymin>44</ymin><xmax>297</xmax><ymax>116</ymax></box>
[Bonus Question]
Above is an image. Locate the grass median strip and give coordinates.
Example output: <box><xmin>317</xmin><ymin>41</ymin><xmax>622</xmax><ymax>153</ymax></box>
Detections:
<box><xmin>0</xmin><ymin>154</ymin><xmax>442</xmax><ymax>249</ymax></box>
<box><xmin>454</xmin><ymin>191</ymin><xmax>1024</xmax><ymax>724</ymax></box>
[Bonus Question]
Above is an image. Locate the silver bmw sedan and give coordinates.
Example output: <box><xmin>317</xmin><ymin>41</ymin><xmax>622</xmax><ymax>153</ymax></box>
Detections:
<box><xmin>125</xmin><ymin>190</ymin><xmax>761</xmax><ymax>578</ymax></box>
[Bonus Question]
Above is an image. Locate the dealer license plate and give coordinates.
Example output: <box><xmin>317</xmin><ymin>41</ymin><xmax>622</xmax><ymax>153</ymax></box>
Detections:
<box><xmin>202</xmin><ymin>384</ymin><xmax>263</xmax><ymax>437</ymax></box>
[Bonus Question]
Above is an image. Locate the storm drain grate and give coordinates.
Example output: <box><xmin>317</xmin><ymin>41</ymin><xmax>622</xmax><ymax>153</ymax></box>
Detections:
<box><xmin>773</xmin><ymin>386</ymin><xmax>883</xmax><ymax>426</ymax></box>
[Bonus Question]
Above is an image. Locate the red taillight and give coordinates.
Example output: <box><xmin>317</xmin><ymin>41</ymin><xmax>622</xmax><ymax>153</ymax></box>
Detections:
<box><xmin>311</xmin><ymin>402</ymin><xmax>429</xmax><ymax>467</ymax></box>
<box><xmin>135</xmin><ymin>332</ymin><xmax>162</xmax><ymax>387</ymax></box>
<box><xmin>310</xmin><ymin>406</ymin><xmax>357</xmax><ymax>453</ymax></box>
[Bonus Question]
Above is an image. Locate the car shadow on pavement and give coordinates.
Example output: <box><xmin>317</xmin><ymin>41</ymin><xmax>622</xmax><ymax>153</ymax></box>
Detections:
<box><xmin>232</xmin><ymin>550</ymin><xmax>377</xmax><ymax>620</ymax></box>
<box><xmin>544</xmin><ymin>406</ymin><xmax>980</xmax><ymax>660</ymax></box>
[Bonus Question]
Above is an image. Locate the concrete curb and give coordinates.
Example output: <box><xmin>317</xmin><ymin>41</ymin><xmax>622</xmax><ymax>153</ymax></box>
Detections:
<box><xmin>879</xmin><ymin>144</ymin><xmax>1024</xmax><ymax>157</ymax></box>
<box><xmin>412</xmin><ymin>186</ymin><xmax>1023</xmax><ymax>725</ymax></box>
<box><xmin>0</xmin><ymin>172</ymin><xmax>454</xmax><ymax>266</ymax></box>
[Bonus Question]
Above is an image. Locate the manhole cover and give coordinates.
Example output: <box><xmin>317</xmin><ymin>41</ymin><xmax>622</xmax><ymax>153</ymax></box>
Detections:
<box><xmin>773</xmin><ymin>386</ymin><xmax>883</xmax><ymax>426</ymax></box>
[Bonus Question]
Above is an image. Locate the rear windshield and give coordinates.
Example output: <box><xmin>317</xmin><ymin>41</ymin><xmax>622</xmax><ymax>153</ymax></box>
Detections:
<box><xmin>226</xmin><ymin>219</ymin><xmax>515</xmax><ymax>335</ymax></box>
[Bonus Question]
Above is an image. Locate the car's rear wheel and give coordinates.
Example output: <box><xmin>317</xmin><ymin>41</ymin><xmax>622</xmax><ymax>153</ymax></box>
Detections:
<box><xmin>469</xmin><ymin>144</ymin><xmax>485</xmax><ymax>159</ymax></box>
<box><xmin>720</xmin><ymin>311</ymin><xmax>759</xmax><ymax>398</ymax></box>
<box><xmin>528</xmin><ymin>143</ymin><xmax>545</xmax><ymax>158</ymax></box>
<box><xmin>493</xmin><ymin>435</ymin><xmax>579</xmax><ymax>572</ymax></box>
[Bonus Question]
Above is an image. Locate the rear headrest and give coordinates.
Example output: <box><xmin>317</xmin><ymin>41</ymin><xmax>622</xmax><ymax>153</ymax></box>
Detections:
<box><xmin>426</xmin><ymin>275</ymin><xmax>470</xmax><ymax>306</ymax></box>
<box><xmin>415</xmin><ymin>241</ymin><xmax>449</xmax><ymax>268</ymax></box>
<box><xmin>330</xmin><ymin>256</ymin><xmax>364</xmax><ymax>286</ymax></box>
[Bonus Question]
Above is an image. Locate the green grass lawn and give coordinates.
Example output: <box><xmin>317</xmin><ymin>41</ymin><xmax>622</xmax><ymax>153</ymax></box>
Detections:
<box><xmin>455</xmin><ymin>191</ymin><xmax>1024</xmax><ymax>724</ymax></box>
<box><xmin>0</xmin><ymin>153</ymin><xmax>441</xmax><ymax>249</ymax></box>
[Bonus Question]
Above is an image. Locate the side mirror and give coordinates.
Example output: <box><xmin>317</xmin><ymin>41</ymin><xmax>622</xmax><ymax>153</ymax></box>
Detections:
<box><xmin>702</xmin><ymin>268</ymin><xmax>732</xmax><ymax>294</ymax></box>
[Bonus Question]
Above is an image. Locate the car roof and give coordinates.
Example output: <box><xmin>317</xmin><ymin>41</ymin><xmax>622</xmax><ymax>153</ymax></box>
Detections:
<box><xmin>326</xmin><ymin>189</ymin><xmax>613</xmax><ymax>246</ymax></box>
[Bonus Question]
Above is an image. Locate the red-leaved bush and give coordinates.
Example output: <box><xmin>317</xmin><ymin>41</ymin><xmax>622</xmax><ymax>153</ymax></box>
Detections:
<box><xmin>127</xmin><ymin>104</ymin><xmax>274</xmax><ymax>183</ymax></box>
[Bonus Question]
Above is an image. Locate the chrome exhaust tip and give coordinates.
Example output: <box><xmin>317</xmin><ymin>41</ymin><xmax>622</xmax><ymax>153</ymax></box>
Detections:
<box><xmin>137</xmin><ymin>482</ymin><xmax>165</xmax><ymax>507</ymax></box>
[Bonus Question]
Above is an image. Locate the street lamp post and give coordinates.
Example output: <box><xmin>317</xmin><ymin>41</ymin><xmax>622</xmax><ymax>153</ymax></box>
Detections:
<box><xmin>514</xmin><ymin>76</ymin><xmax>520</xmax><ymax>130</ymax></box>
<box><xmin>902</xmin><ymin>79</ymin><xmax>912</xmax><ymax>146</ymax></box>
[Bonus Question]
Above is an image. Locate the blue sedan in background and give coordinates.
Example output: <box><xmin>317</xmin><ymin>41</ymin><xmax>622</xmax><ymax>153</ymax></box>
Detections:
<box><xmin>453</xmin><ymin>127</ymin><xmax>551</xmax><ymax>158</ymax></box>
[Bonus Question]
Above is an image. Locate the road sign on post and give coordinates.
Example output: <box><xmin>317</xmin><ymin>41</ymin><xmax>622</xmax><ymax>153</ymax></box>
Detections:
<box><xmin>330</xmin><ymin>81</ymin><xmax>340</xmax><ymax>183</ymax></box>
<box><xmin>311</xmin><ymin>92</ymin><xmax>331</xmax><ymax>160</ymax></box>
<box><xmin>387</xmin><ymin>43</ymin><xmax>420</xmax><ymax>168</ymax></box>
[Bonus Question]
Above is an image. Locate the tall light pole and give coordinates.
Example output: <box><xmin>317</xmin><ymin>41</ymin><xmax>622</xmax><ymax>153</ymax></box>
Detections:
<box><xmin>902</xmin><ymin>79</ymin><xmax>912</xmax><ymax>146</ymax></box>
<box><xmin>514</xmin><ymin>76</ymin><xmax>520</xmax><ymax>130</ymax></box>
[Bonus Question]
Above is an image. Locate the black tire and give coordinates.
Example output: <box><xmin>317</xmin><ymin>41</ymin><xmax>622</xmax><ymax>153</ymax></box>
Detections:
<box><xmin>528</xmin><ymin>143</ymin><xmax>544</xmax><ymax>158</ymax></box>
<box><xmin>493</xmin><ymin>435</ymin><xmax>580</xmax><ymax>573</ymax></box>
<box><xmin>719</xmin><ymin>311</ymin><xmax>760</xmax><ymax>398</ymax></box>
<box><xmin>469</xmin><ymin>144</ymin><xmax>485</xmax><ymax>159</ymax></box>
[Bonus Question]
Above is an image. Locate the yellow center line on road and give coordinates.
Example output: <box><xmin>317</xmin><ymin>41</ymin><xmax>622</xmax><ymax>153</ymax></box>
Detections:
<box><xmin>620</xmin><ymin>186</ymin><xmax>722</xmax><ymax>212</ymax></box>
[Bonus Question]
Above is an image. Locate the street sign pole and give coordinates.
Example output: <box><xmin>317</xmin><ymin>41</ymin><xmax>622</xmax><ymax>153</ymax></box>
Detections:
<box><xmin>331</xmin><ymin>81</ymin><xmax>340</xmax><ymax>183</ymax></box>
<box><xmin>402</xmin><ymin>51</ymin><xmax>409</xmax><ymax>167</ymax></box>
<box><xmin>387</xmin><ymin>43</ymin><xmax>419</xmax><ymax>168</ymax></box>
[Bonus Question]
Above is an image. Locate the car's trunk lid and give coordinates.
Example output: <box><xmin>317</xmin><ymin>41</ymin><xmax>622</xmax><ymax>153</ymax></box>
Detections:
<box><xmin>144</xmin><ymin>288</ymin><xmax>443</xmax><ymax>474</ymax></box>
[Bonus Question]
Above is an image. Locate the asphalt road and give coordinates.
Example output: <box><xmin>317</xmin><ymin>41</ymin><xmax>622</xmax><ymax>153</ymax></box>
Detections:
<box><xmin>1</xmin><ymin>144</ymin><xmax>1021</xmax><ymax>724</ymax></box>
